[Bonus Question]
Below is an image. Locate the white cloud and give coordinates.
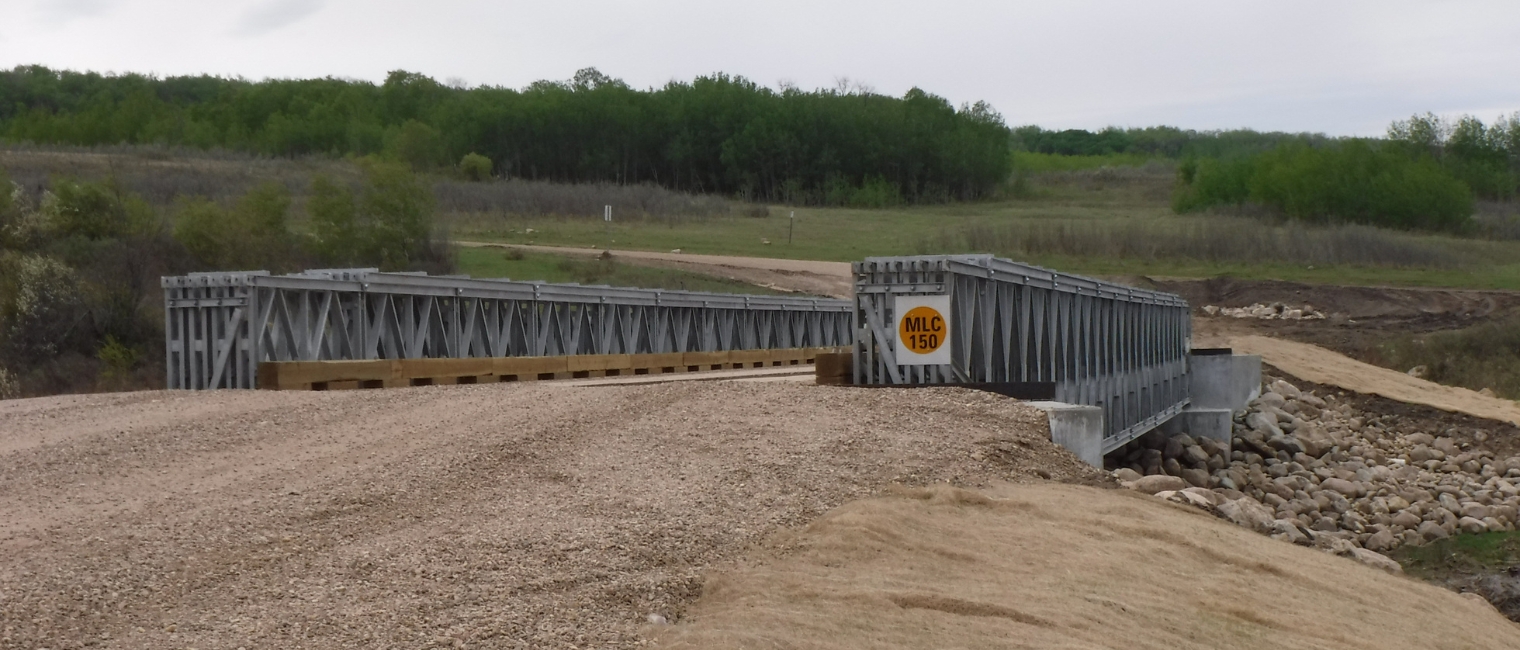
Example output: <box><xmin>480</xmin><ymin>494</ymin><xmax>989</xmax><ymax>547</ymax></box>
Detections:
<box><xmin>233</xmin><ymin>0</ymin><xmax>327</xmax><ymax>37</ymax></box>
<box><xmin>34</xmin><ymin>0</ymin><xmax>114</xmax><ymax>27</ymax></box>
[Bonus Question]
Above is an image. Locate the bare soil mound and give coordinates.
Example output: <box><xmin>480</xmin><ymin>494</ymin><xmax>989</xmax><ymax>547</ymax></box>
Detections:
<box><xmin>1166</xmin><ymin>277</ymin><xmax>1520</xmax><ymax>367</ymax></box>
<box><xmin>1225</xmin><ymin>334</ymin><xmax>1520</xmax><ymax>426</ymax></box>
<box><xmin>0</xmin><ymin>382</ymin><xmax>1091</xmax><ymax>649</ymax></box>
<box><xmin>1158</xmin><ymin>277</ymin><xmax>1520</xmax><ymax>325</ymax></box>
<box><xmin>653</xmin><ymin>483</ymin><xmax>1520</xmax><ymax>649</ymax></box>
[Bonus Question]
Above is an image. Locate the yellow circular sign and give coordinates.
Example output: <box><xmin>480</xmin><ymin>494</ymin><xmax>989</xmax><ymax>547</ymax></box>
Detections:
<box><xmin>899</xmin><ymin>306</ymin><xmax>947</xmax><ymax>354</ymax></box>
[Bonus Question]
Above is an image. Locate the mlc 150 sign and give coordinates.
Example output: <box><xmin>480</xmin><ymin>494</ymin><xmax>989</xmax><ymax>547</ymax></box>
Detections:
<box><xmin>894</xmin><ymin>295</ymin><xmax>951</xmax><ymax>365</ymax></box>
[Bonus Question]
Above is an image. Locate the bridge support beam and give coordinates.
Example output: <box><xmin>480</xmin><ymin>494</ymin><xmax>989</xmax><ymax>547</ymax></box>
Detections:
<box><xmin>1024</xmin><ymin>401</ymin><xmax>1105</xmax><ymax>467</ymax></box>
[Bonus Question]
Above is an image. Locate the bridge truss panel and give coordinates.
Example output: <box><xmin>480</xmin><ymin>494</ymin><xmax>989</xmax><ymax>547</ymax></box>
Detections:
<box><xmin>853</xmin><ymin>255</ymin><xmax>1192</xmax><ymax>451</ymax></box>
<box><xmin>164</xmin><ymin>269</ymin><xmax>852</xmax><ymax>390</ymax></box>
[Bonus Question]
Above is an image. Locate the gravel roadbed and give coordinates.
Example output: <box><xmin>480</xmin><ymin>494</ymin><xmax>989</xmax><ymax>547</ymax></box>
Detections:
<box><xmin>0</xmin><ymin>382</ymin><xmax>1094</xmax><ymax>649</ymax></box>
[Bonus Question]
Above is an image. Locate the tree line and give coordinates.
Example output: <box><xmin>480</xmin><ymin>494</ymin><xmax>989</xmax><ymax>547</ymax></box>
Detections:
<box><xmin>1169</xmin><ymin>113</ymin><xmax>1520</xmax><ymax>231</ymax></box>
<box><xmin>0</xmin><ymin>66</ymin><xmax>1013</xmax><ymax>205</ymax></box>
<box><xmin>0</xmin><ymin>161</ymin><xmax>448</xmax><ymax>397</ymax></box>
<box><xmin>1011</xmin><ymin>125</ymin><xmax>1332</xmax><ymax>159</ymax></box>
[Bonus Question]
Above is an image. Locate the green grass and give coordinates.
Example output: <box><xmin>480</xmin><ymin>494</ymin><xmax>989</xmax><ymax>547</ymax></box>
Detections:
<box><xmin>454</xmin><ymin>247</ymin><xmax>784</xmax><ymax>295</ymax></box>
<box><xmin>1375</xmin><ymin>317</ymin><xmax>1520</xmax><ymax>398</ymax></box>
<box><xmin>445</xmin><ymin>167</ymin><xmax>1520</xmax><ymax>291</ymax></box>
<box><xmin>1393</xmin><ymin>531</ymin><xmax>1520</xmax><ymax>577</ymax></box>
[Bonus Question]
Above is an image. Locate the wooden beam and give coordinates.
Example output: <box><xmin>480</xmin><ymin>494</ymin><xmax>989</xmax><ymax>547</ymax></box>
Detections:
<box><xmin>257</xmin><ymin>347</ymin><xmax>847</xmax><ymax>390</ymax></box>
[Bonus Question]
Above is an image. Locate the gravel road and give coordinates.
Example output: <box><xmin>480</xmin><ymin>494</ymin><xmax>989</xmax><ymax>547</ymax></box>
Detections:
<box><xmin>0</xmin><ymin>382</ymin><xmax>1090</xmax><ymax>649</ymax></box>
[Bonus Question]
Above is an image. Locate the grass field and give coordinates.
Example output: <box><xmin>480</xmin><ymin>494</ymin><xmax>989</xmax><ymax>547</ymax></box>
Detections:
<box><xmin>454</xmin><ymin>247</ymin><xmax>782</xmax><ymax>294</ymax></box>
<box><xmin>448</xmin><ymin>168</ymin><xmax>1520</xmax><ymax>290</ymax></box>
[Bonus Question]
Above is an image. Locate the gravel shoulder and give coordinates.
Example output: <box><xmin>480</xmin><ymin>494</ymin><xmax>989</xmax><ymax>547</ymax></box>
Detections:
<box><xmin>0</xmin><ymin>382</ymin><xmax>1087</xmax><ymax>649</ymax></box>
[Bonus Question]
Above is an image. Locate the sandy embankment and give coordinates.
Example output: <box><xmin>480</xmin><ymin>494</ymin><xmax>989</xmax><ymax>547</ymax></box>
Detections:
<box><xmin>655</xmin><ymin>482</ymin><xmax>1520</xmax><ymax>649</ymax></box>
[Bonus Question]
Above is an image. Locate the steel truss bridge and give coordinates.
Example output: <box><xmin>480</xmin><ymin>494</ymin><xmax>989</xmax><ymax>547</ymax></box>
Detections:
<box><xmin>163</xmin><ymin>256</ymin><xmax>1192</xmax><ymax>455</ymax></box>
<box><xmin>853</xmin><ymin>255</ymin><xmax>1192</xmax><ymax>452</ymax></box>
<box><xmin>163</xmin><ymin>269</ymin><xmax>853</xmax><ymax>390</ymax></box>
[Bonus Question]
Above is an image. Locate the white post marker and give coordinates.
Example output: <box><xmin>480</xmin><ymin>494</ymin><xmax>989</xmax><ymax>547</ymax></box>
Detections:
<box><xmin>894</xmin><ymin>295</ymin><xmax>951</xmax><ymax>365</ymax></box>
<box><xmin>604</xmin><ymin>205</ymin><xmax>612</xmax><ymax>222</ymax></box>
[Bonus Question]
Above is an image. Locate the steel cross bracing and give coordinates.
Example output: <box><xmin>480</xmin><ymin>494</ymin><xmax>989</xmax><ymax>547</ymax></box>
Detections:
<box><xmin>164</xmin><ymin>268</ymin><xmax>853</xmax><ymax>390</ymax></box>
<box><xmin>853</xmin><ymin>255</ymin><xmax>1192</xmax><ymax>452</ymax></box>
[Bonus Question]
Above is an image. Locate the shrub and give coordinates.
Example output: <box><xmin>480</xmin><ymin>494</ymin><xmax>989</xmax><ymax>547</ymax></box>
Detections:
<box><xmin>0</xmin><ymin>364</ymin><xmax>17</xmax><ymax>399</ymax></box>
<box><xmin>1376</xmin><ymin>319</ymin><xmax>1520</xmax><ymax>399</ymax></box>
<box><xmin>359</xmin><ymin>159</ymin><xmax>435</xmax><ymax>269</ymax></box>
<box><xmin>848</xmin><ymin>176</ymin><xmax>902</xmax><ymax>208</ymax></box>
<box><xmin>1172</xmin><ymin>156</ymin><xmax>1254</xmax><ymax>212</ymax></box>
<box><xmin>172</xmin><ymin>181</ymin><xmax>296</xmax><ymax>271</ymax></box>
<box><xmin>0</xmin><ymin>253</ymin><xmax>88</xmax><ymax>366</ymax></box>
<box><xmin>307</xmin><ymin>174</ymin><xmax>360</xmax><ymax>266</ymax></box>
<box><xmin>307</xmin><ymin>160</ymin><xmax>449</xmax><ymax>271</ymax></box>
<box><xmin>42</xmin><ymin>177</ymin><xmax>156</xmax><ymax>240</ymax></box>
<box><xmin>96</xmin><ymin>334</ymin><xmax>142</xmax><ymax>384</ymax></box>
<box><xmin>1175</xmin><ymin>140</ymin><xmax>1474</xmax><ymax>231</ymax></box>
<box><xmin>459</xmin><ymin>152</ymin><xmax>492</xmax><ymax>181</ymax></box>
<box><xmin>387</xmin><ymin>119</ymin><xmax>446</xmax><ymax>170</ymax></box>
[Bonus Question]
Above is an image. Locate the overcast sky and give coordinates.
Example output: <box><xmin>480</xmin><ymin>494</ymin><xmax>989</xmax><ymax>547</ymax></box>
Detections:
<box><xmin>3</xmin><ymin>0</ymin><xmax>1517</xmax><ymax>136</ymax></box>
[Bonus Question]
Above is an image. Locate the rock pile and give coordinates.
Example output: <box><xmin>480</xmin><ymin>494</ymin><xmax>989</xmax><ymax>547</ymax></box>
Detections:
<box><xmin>1202</xmin><ymin>303</ymin><xmax>1326</xmax><ymax>320</ymax></box>
<box><xmin>1112</xmin><ymin>376</ymin><xmax>1520</xmax><ymax>567</ymax></box>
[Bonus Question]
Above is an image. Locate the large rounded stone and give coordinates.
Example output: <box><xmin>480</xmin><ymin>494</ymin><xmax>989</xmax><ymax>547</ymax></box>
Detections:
<box><xmin>1418</xmin><ymin>520</ymin><xmax>1449</xmax><ymax>541</ymax></box>
<box><xmin>1364</xmin><ymin>529</ymin><xmax>1399</xmax><ymax>552</ymax></box>
<box><xmin>1461</xmin><ymin>503</ymin><xmax>1490</xmax><ymax>521</ymax></box>
<box><xmin>1217</xmin><ymin>498</ymin><xmax>1276</xmax><ymax>534</ymax></box>
<box><xmin>1269</xmin><ymin>435</ymin><xmax>1306</xmax><ymax>456</ymax></box>
<box><xmin>1247</xmin><ymin>412</ymin><xmax>1283</xmax><ymax>437</ymax></box>
<box><xmin>1164</xmin><ymin>458</ymin><xmax>1184</xmax><ymax>477</ymax></box>
<box><xmin>1127</xmin><ymin>474</ymin><xmax>1189</xmax><ymax>495</ymax></box>
<box><xmin>1312</xmin><ymin>516</ymin><xmax>1341</xmax><ymax>532</ymax></box>
<box><xmin>1350</xmin><ymin>548</ymin><xmax>1403</xmax><ymax>574</ymax></box>
<box><xmin>1183</xmin><ymin>445</ymin><xmax>1210</xmax><ymax>466</ymax></box>
<box><xmin>1392</xmin><ymin>511</ymin><xmax>1422</xmax><ymax>529</ymax></box>
<box><xmin>1320</xmin><ymin>478</ymin><xmax>1361</xmax><ymax>498</ymax></box>
<box><xmin>1459</xmin><ymin>517</ymin><xmax>1489</xmax><ymax>534</ymax></box>
<box><xmin>1180</xmin><ymin>468</ymin><xmax>1212</xmax><ymax>488</ymax></box>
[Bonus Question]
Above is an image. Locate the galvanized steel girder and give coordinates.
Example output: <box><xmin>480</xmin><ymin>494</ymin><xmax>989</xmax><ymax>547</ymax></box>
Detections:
<box><xmin>164</xmin><ymin>269</ymin><xmax>852</xmax><ymax>390</ymax></box>
<box><xmin>851</xmin><ymin>255</ymin><xmax>1192</xmax><ymax>448</ymax></box>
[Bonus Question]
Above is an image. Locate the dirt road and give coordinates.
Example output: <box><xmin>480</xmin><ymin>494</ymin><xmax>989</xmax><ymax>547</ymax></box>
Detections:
<box><xmin>1221</xmin><ymin>334</ymin><xmax>1520</xmax><ymax>426</ymax></box>
<box><xmin>0</xmin><ymin>382</ymin><xmax>1082</xmax><ymax>649</ymax></box>
<box><xmin>457</xmin><ymin>242</ymin><xmax>855</xmax><ymax>298</ymax></box>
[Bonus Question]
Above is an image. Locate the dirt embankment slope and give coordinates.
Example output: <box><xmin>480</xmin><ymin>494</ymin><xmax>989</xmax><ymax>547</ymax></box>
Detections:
<box><xmin>655</xmin><ymin>483</ymin><xmax>1520</xmax><ymax>650</ymax></box>
<box><xmin>0</xmin><ymin>382</ymin><xmax>1083</xmax><ymax>649</ymax></box>
<box><xmin>1206</xmin><ymin>334</ymin><xmax>1520</xmax><ymax>427</ymax></box>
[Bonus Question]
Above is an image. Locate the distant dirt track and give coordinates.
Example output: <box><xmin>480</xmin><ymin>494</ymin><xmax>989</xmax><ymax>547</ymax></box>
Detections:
<box><xmin>0</xmin><ymin>382</ymin><xmax>1084</xmax><ymax>648</ymax></box>
<box><xmin>456</xmin><ymin>242</ymin><xmax>855</xmax><ymax>298</ymax></box>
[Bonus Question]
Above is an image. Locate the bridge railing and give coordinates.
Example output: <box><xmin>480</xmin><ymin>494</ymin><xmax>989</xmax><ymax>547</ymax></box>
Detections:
<box><xmin>163</xmin><ymin>269</ymin><xmax>853</xmax><ymax>390</ymax></box>
<box><xmin>853</xmin><ymin>255</ymin><xmax>1191</xmax><ymax>452</ymax></box>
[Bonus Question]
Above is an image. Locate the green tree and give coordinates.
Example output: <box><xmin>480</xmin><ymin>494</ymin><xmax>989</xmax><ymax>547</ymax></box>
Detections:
<box><xmin>459</xmin><ymin>152</ymin><xmax>492</xmax><ymax>181</ymax></box>
<box><xmin>43</xmin><ymin>178</ymin><xmax>154</xmax><ymax>240</ymax></box>
<box><xmin>307</xmin><ymin>174</ymin><xmax>359</xmax><ymax>266</ymax></box>
<box><xmin>387</xmin><ymin>119</ymin><xmax>446</xmax><ymax>170</ymax></box>
<box><xmin>172</xmin><ymin>181</ymin><xmax>295</xmax><ymax>271</ymax></box>
<box><xmin>359</xmin><ymin>160</ymin><xmax>435</xmax><ymax>269</ymax></box>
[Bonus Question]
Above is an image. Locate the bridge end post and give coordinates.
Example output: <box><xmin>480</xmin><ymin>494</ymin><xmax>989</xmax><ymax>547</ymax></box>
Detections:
<box><xmin>1024</xmin><ymin>401</ymin><xmax>1105</xmax><ymax>467</ymax></box>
